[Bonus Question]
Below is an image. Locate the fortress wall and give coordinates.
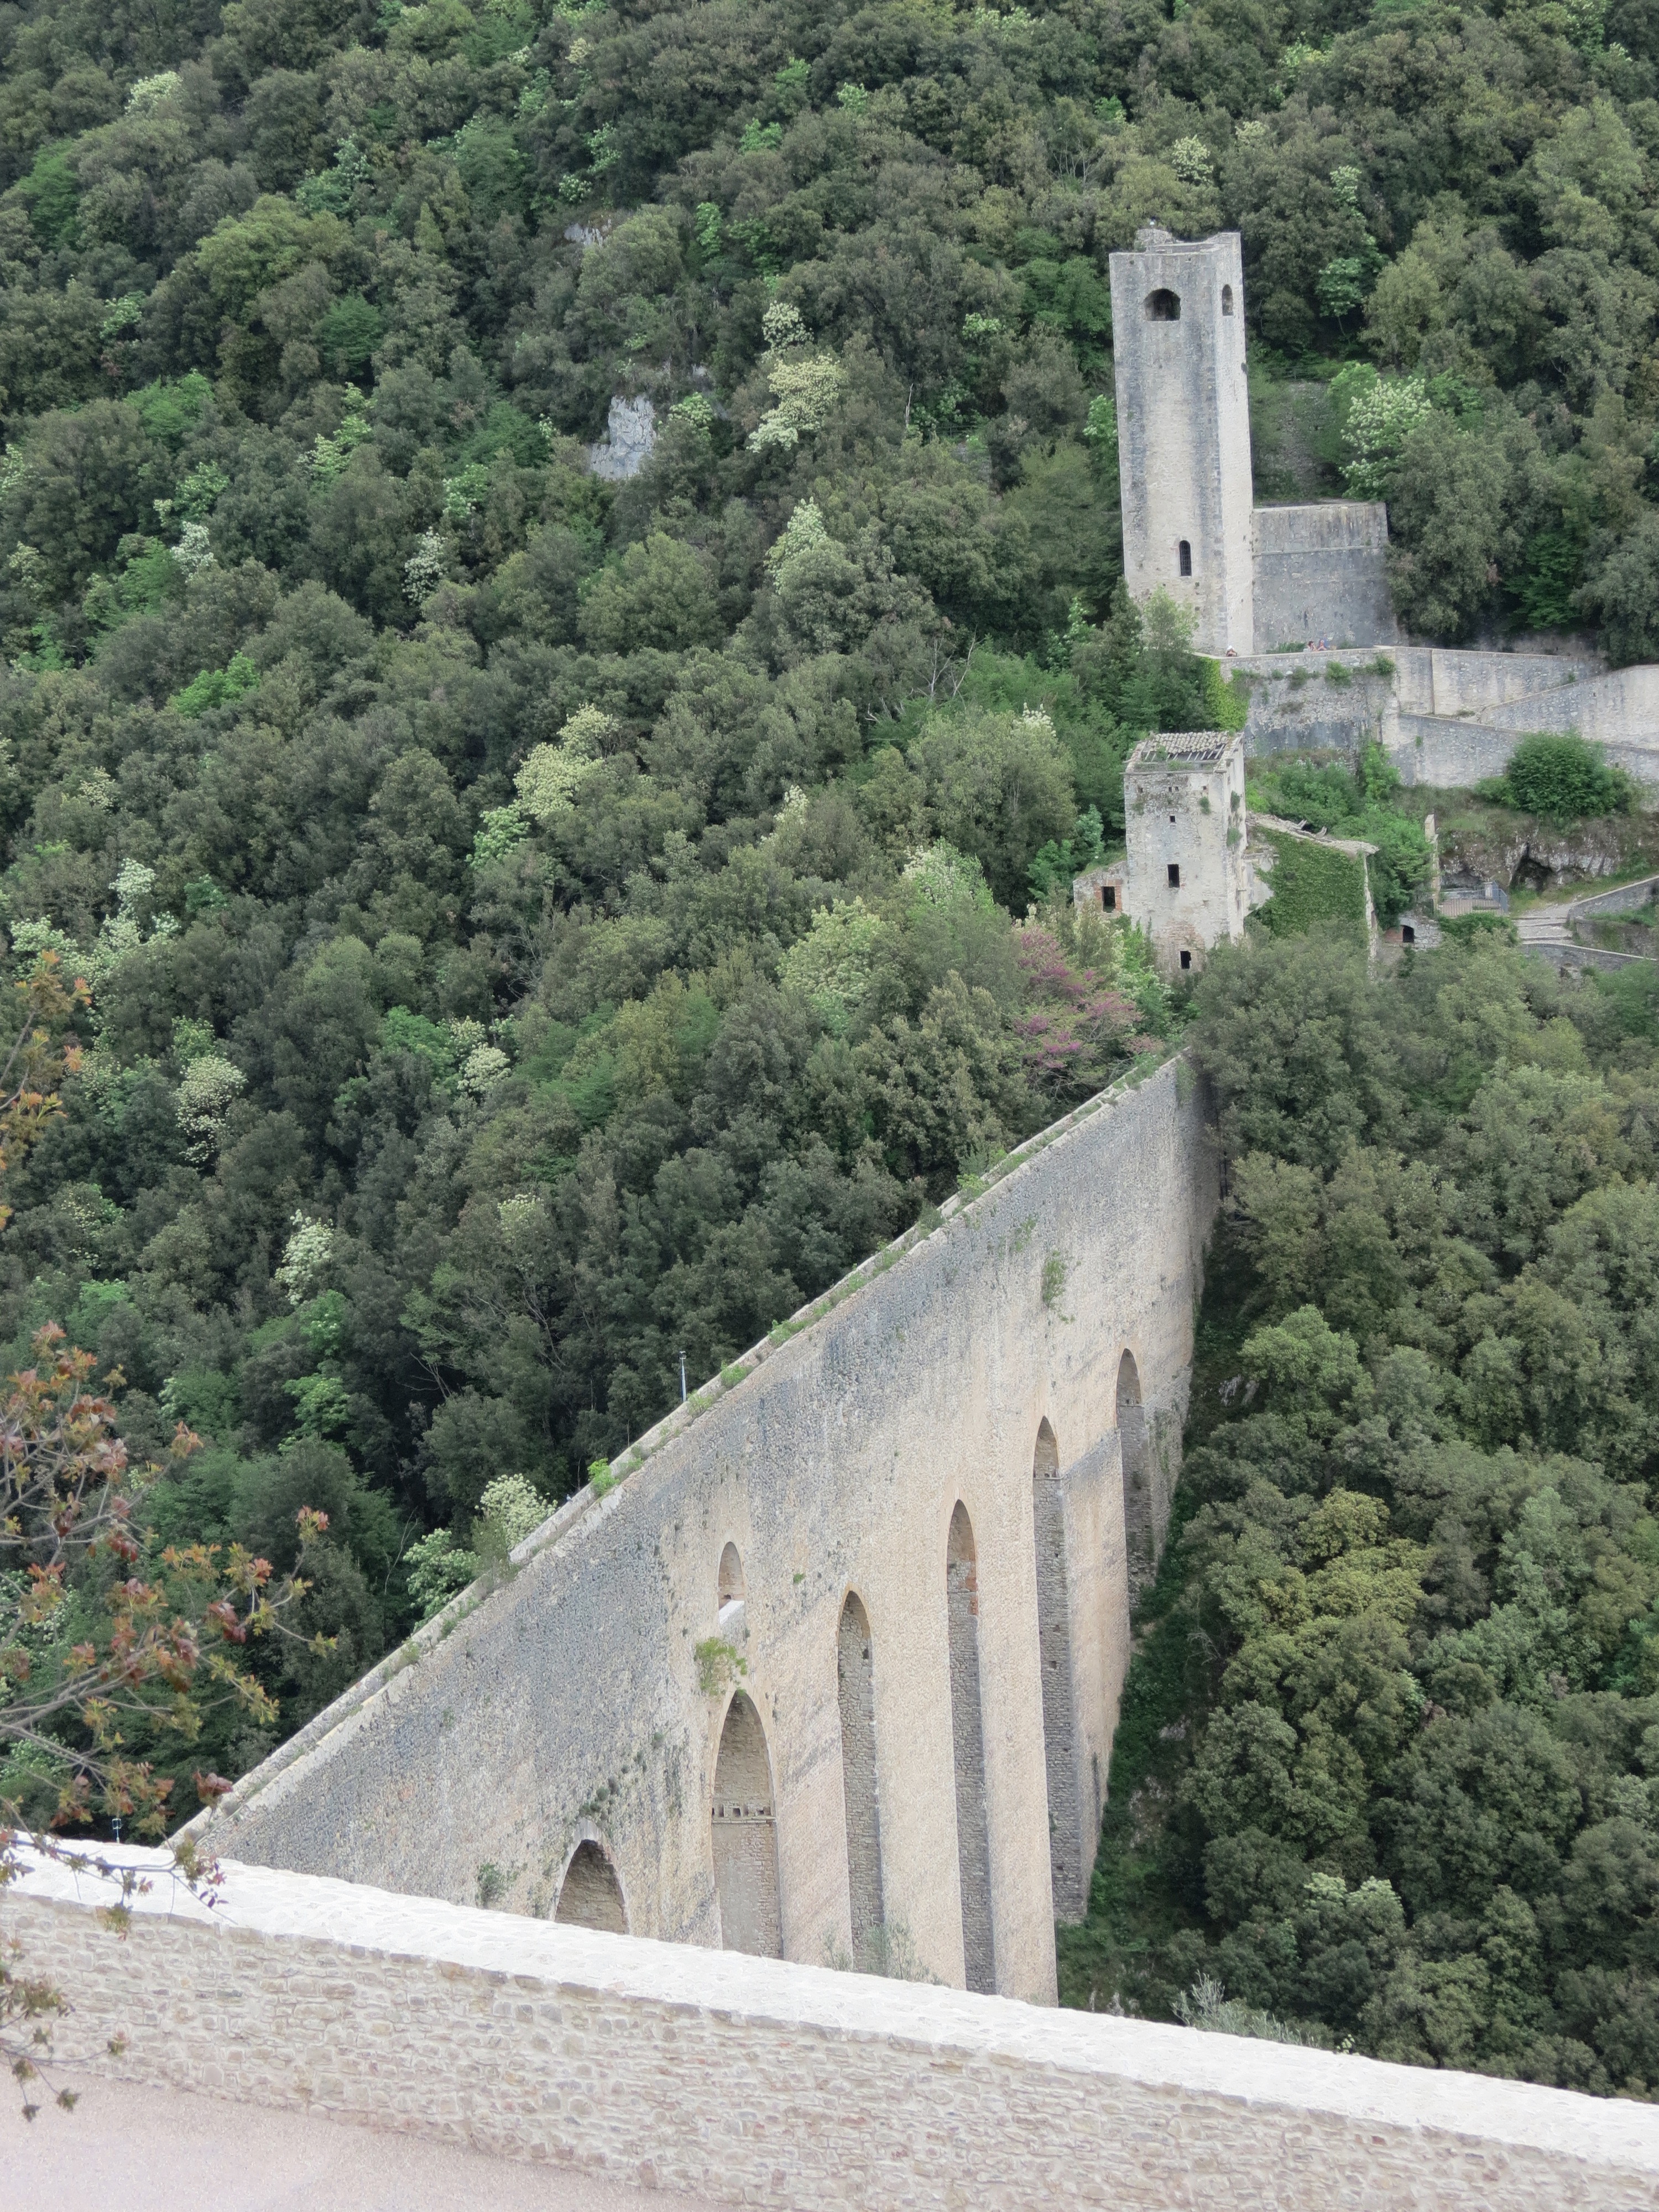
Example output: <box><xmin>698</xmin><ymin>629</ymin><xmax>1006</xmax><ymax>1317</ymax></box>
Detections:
<box><xmin>14</xmin><ymin>1848</ymin><xmax>1658</xmax><ymax>2212</ymax></box>
<box><xmin>1480</xmin><ymin>663</ymin><xmax>1659</xmax><ymax>741</ymax></box>
<box><xmin>1231</xmin><ymin>650</ymin><xmax>1395</xmax><ymax>759</ymax></box>
<box><xmin>1391</xmin><ymin>714</ymin><xmax>1659</xmax><ymax>792</ymax></box>
<box><xmin>1227</xmin><ymin>649</ymin><xmax>1610</xmax><ymax>774</ymax></box>
<box><xmin>1411</xmin><ymin>649</ymin><xmax>1588</xmax><ymax>717</ymax></box>
<box><xmin>196</xmin><ymin>1059</ymin><xmax>1217</xmax><ymax>2003</ymax></box>
<box><xmin>1249</xmin><ymin>501</ymin><xmax>1397</xmax><ymax>649</ymax></box>
<box><xmin>1390</xmin><ymin>713</ymin><xmax>1520</xmax><ymax>788</ymax></box>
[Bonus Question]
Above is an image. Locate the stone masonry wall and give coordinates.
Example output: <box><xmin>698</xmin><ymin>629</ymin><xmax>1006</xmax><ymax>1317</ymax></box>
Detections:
<box><xmin>12</xmin><ymin>1849</ymin><xmax>1658</xmax><ymax>2212</ymax></box>
<box><xmin>1481</xmin><ymin>663</ymin><xmax>1659</xmax><ymax>742</ymax></box>
<box><xmin>1392</xmin><ymin>712</ymin><xmax>1659</xmax><ymax>792</ymax></box>
<box><xmin>196</xmin><ymin>1058</ymin><xmax>1216</xmax><ymax>2006</ymax></box>
<box><xmin>1250</xmin><ymin>502</ymin><xmax>1397</xmax><ymax>651</ymax></box>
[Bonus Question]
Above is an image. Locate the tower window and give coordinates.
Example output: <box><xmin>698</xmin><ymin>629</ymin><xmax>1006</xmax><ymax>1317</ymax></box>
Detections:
<box><xmin>1168</xmin><ymin>863</ymin><xmax>1181</xmax><ymax>888</ymax></box>
<box><xmin>1145</xmin><ymin>288</ymin><xmax>1181</xmax><ymax>322</ymax></box>
<box><xmin>1180</xmin><ymin>950</ymin><xmax>1193</xmax><ymax>971</ymax></box>
<box><xmin>1178</xmin><ymin>540</ymin><xmax>1192</xmax><ymax>577</ymax></box>
<box><xmin>1102</xmin><ymin>885</ymin><xmax>1117</xmax><ymax>911</ymax></box>
<box><xmin>1221</xmin><ymin>284</ymin><xmax>1234</xmax><ymax>316</ymax></box>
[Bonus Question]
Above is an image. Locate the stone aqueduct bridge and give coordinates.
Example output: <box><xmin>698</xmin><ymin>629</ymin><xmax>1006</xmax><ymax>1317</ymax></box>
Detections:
<box><xmin>198</xmin><ymin>1058</ymin><xmax>1216</xmax><ymax>2003</ymax></box>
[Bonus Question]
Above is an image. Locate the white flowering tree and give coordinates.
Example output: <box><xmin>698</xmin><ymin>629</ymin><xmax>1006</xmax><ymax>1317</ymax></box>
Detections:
<box><xmin>747</xmin><ymin>304</ymin><xmax>845</xmax><ymax>453</ymax></box>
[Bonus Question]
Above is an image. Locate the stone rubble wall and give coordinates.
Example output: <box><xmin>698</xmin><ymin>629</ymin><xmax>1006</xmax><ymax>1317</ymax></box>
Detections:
<box><xmin>11</xmin><ymin>1847</ymin><xmax>1658</xmax><ymax>2212</ymax></box>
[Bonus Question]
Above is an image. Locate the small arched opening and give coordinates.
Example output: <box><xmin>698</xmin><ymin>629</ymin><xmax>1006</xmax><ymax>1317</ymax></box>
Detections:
<box><xmin>555</xmin><ymin>1839</ymin><xmax>628</xmax><ymax>1933</ymax></box>
<box><xmin>1178</xmin><ymin>540</ymin><xmax>1192</xmax><ymax>577</ymax></box>
<box><xmin>711</xmin><ymin>1690</ymin><xmax>782</xmax><ymax>1957</ymax></box>
<box><xmin>1145</xmin><ymin>288</ymin><xmax>1181</xmax><ymax>321</ymax></box>
<box><xmin>1221</xmin><ymin>283</ymin><xmax>1234</xmax><ymax>316</ymax></box>
<box><xmin>946</xmin><ymin>1502</ymin><xmax>995</xmax><ymax>1992</ymax></box>
<box><xmin>718</xmin><ymin>1541</ymin><xmax>745</xmax><ymax>1631</ymax></box>
<box><xmin>837</xmin><ymin>1592</ymin><xmax>883</xmax><ymax>1959</ymax></box>
<box><xmin>1031</xmin><ymin>1418</ymin><xmax>1082</xmax><ymax>1916</ymax></box>
<box><xmin>1117</xmin><ymin>1350</ymin><xmax>1154</xmax><ymax>1594</ymax></box>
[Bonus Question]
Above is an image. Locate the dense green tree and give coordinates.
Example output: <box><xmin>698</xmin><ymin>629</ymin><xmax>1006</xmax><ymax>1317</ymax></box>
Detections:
<box><xmin>1060</xmin><ymin>931</ymin><xmax>1659</xmax><ymax>2098</ymax></box>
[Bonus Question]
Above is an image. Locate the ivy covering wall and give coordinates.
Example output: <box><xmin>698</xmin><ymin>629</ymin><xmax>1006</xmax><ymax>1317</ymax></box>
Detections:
<box><xmin>1251</xmin><ymin>827</ymin><xmax>1369</xmax><ymax>942</ymax></box>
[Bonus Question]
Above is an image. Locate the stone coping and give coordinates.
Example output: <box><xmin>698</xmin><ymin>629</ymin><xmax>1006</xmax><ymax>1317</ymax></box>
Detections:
<box><xmin>14</xmin><ymin>1842</ymin><xmax>1659</xmax><ymax>2178</ymax></box>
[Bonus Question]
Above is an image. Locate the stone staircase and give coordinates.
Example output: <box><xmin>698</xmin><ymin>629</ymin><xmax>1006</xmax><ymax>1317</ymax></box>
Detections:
<box><xmin>1514</xmin><ymin>877</ymin><xmax>1659</xmax><ymax>969</ymax></box>
<box><xmin>1515</xmin><ymin>910</ymin><xmax>1574</xmax><ymax>950</ymax></box>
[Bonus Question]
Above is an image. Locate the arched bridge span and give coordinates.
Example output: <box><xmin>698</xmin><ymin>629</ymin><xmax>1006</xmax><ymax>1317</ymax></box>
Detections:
<box><xmin>199</xmin><ymin>1058</ymin><xmax>1215</xmax><ymax>2001</ymax></box>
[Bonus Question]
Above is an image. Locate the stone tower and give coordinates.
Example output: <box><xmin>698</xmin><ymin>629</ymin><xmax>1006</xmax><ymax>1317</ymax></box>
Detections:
<box><xmin>1108</xmin><ymin>226</ymin><xmax>1254</xmax><ymax>656</ymax></box>
<box><xmin>1123</xmin><ymin>730</ymin><xmax>1251</xmax><ymax>977</ymax></box>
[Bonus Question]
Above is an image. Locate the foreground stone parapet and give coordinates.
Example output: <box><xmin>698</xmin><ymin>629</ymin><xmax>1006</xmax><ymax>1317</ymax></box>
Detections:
<box><xmin>13</xmin><ymin>1846</ymin><xmax>1657</xmax><ymax>2212</ymax></box>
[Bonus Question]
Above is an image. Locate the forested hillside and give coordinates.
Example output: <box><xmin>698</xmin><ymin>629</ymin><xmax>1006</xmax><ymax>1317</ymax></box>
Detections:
<box><xmin>1062</xmin><ymin>931</ymin><xmax>1659</xmax><ymax>2095</ymax></box>
<box><xmin>4</xmin><ymin>0</ymin><xmax>1659</xmax><ymax>1869</ymax></box>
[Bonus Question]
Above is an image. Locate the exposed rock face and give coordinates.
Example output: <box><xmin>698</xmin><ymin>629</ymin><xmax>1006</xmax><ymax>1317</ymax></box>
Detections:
<box><xmin>588</xmin><ymin>395</ymin><xmax>656</xmax><ymax>481</ymax></box>
<box><xmin>1441</xmin><ymin>814</ymin><xmax>1659</xmax><ymax>892</ymax></box>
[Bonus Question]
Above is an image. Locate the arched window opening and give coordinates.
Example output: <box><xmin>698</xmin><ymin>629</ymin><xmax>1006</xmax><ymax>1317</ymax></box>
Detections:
<box><xmin>946</xmin><ymin>1503</ymin><xmax>995</xmax><ymax>1993</ymax></box>
<box><xmin>1145</xmin><ymin>288</ymin><xmax>1181</xmax><ymax>321</ymax></box>
<box><xmin>711</xmin><ymin>1691</ymin><xmax>782</xmax><ymax>1957</ymax></box>
<box><xmin>718</xmin><ymin>1541</ymin><xmax>745</xmax><ymax>1631</ymax></box>
<box><xmin>1117</xmin><ymin>1350</ymin><xmax>1154</xmax><ymax>1595</ymax></box>
<box><xmin>1032</xmin><ymin>1421</ymin><xmax>1082</xmax><ymax>1918</ymax></box>
<box><xmin>1178</xmin><ymin>540</ymin><xmax>1192</xmax><ymax>577</ymax></box>
<box><xmin>837</xmin><ymin>1593</ymin><xmax>883</xmax><ymax>1960</ymax></box>
<box><xmin>555</xmin><ymin>1839</ymin><xmax>628</xmax><ymax>1934</ymax></box>
<box><xmin>1221</xmin><ymin>284</ymin><xmax>1234</xmax><ymax>316</ymax></box>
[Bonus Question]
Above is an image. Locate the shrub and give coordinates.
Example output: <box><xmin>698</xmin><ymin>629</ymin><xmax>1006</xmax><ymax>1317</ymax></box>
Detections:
<box><xmin>1485</xmin><ymin>732</ymin><xmax>1632</xmax><ymax>820</ymax></box>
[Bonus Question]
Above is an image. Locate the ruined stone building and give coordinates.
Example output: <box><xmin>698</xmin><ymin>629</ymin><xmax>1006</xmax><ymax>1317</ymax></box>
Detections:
<box><xmin>1074</xmin><ymin>729</ymin><xmax>1375</xmax><ymax>977</ymax></box>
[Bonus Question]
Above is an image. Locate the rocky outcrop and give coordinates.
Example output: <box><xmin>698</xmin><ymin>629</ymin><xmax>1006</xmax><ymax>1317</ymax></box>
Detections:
<box><xmin>587</xmin><ymin>395</ymin><xmax>656</xmax><ymax>481</ymax></box>
<box><xmin>1438</xmin><ymin>813</ymin><xmax>1659</xmax><ymax>893</ymax></box>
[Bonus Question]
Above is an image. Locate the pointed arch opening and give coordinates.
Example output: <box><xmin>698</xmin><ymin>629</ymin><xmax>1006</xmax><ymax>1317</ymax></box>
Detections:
<box><xmin>711</xmin><ymin>1690</ymin><xmax>781</xmax><ymax>1957</ymax></box>
<box><xmin>717</xmin><ymin>1548</ymin><xmax>743</xmax><ymax>1637</ymax></box>
<box><xmin>946</xmin><ymin>1503</ymin><xmax>995</xmax><ymax>1993</ymax></box>
<box><xmin>837</xmin><ymin>1592</ymin><xmax>883</xmax><ymax>1960</ymax></box>
<box><xmin>555</xmin><ymin>1839</ymin><xmax>628</xmax><ymax>1933</ymax></box>
<box><xmin>1118</xmin><ymin>1350</ymin><xmax>1154</xmax><ymax>1594</ymax></box>
<box><xmin>1032</xmin><ymin>1417</ymin><xmax>1081</xmax><ymax>1916</ymax></box>
<box><xmin>1145</xmin><ymin>287</ymin><xmax>1181</xmax><ymax>321</ymax></box>
<box><xmin>1221</xmin><ymin>283</ymin><xmax>1235</xmax><ymax>315</ymax></box>
<box><xmin>718</xmin><ymin>1542</ymin><xmax>744</xmax><ymax>1604</ymax></box>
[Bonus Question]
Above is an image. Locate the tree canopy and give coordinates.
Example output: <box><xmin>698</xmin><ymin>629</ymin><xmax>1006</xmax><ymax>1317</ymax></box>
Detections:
<box><xmin>3</xmin><ymin>0</ymin><xmax>1659</xmax><ymax>2073</ymax></box>
<box><xmin>1061</xmin><ymin>931</ymin><xmax>1659</xmax><ymax>2098</ymax></box>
